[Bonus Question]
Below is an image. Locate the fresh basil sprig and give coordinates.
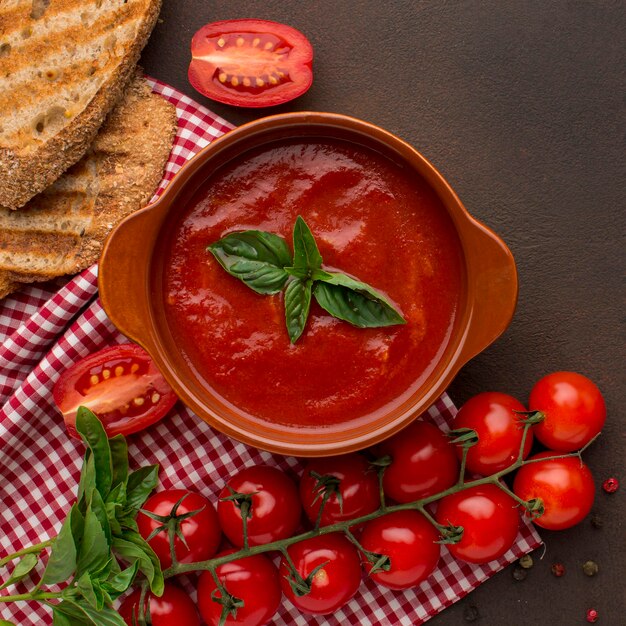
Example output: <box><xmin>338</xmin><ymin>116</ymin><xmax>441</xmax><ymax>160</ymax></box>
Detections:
<box><xmin>208</xmin><ymin>216</ymin><xmax>406</xmax><ymax>343</ymax></box>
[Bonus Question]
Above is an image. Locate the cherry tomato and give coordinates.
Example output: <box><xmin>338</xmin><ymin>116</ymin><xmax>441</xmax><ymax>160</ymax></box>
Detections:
<box><xmin>137</xmin><ymin>489</ymin><xmax>221</xmax><ymax>569</ymax></box>
<box><xmin>189</xmin><ymin>19</ymin><xmax>314</xmax><ymax>107</ymax></box>
<box><xmin>119</xmin><ymin>584</ymin><xmax>200</xmax><ymax>626</ymax></box>
<box><xmin>279</xmin><ymin>533</ymin><xmax>361</xmax><ymax>615</ymax></box>
<box><xmin>451</xmin><ymin>392</ymin><xmax>533</xmax><ymax>475</ymax></box>
<box><xmin>197</xmin><ymin>550</ymin><xmax>281</xmax><ymax>626</ymax></box>
<box><xmin>377</xmin><ymin>420</ymin><xmax>459</xmax><ymax>503</ymax></box>
<box><xmin>299</xmin><ymin>454</ymin><xmax>379</xmax><ymax>527</ymax></box>
<box><xmin>529</xmin><ymin>371</ymin><xmax>606</xmax><ymax>452</ymax></box>
<box><xmin>218</xmin><ymin>465</ymin><xmax>301</xmax><ymax>547</ymax></box>
<box><xmin>360</xmin><ymin>510</ymin><xmax>440</xmax><ymax>589</ymax></box>
<box><xmin>513</xmin><ymin>451</ymin><xmax>595</xmax><ymax>530</ymax></box>
<box><xmin>53</xmin><ymin>343</ymin><xmax>177</xmax><ymax>439</ymax></box>
<box><xmin>435</xmin><ymin>484</ymin><xmax>519</xmax><ymax>564</ymax></box>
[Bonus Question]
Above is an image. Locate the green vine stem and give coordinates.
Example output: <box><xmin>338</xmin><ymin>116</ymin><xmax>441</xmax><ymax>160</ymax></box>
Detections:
<box><xmin>0</xmin><ymin>539</ymin><xmax>54</xmax><ymax>568</ymax></box>
<box><xmin>163</xmin><ymin>425</ymin><xmax>601</xmax><ymax>580</ymax></box>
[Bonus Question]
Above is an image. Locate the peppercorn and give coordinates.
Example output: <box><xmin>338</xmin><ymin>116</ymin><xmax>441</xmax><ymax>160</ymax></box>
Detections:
<box><xmin>586</xmin><ymin>608</ymin><xmax>598</xmax><ymax>623</ymax></box>
<box><xmin>551</xmin><ymin>563</ymin><xmax>565</xmax><ymax>577</ymax></box>
<box><xmin>590</xmin><ymin>513</ymin><xmax>603</xmax><ymax>529</ymax></box>
<box><xmin>602</xmin><ymin>477</ymin><xmax>619</xmax><ymax>494</ymax></box>
<box><xmin>463</xmin><ymin>605</ymin><xmax>480</xmax><ymax>622</ymax></box>
<box><xmin>583</xmin><ymin>560</ymin><xmax>599</xmax><ymax>577</ymax></box>
<box><xmin>512</xmin><ymin>565</ymin><xmax>527</xmax><ymax>581</ymax></box>
<box><xmin>519</xmin><ymin>554</ymin><xmax>533</xmax><ymax>569</ymax></box>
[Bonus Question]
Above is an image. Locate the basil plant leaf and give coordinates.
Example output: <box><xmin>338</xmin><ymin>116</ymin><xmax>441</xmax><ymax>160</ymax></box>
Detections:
<box><xmin>112</xmin><ymin>531</ymin><xmax>163</xmax><ymax>596</ymax></box>
<box><xmin>42</xmin><ymin>504</ymin><xmax>82</xmax><ymax>585</ymax></box>
<box><xmin>284</xmin><ymin>278</ymin><xmax>312</xmax><ymax>343</ymax></box>
<box><xmin>208</xmin><ymin>230</ymin><xmax>292</xmax><ymax>295</ymax></box>
<box><xmin>108</xmin><ymin>435</ymin><xmax>129</xmax><ymax>490</ymax></box>
<box><xmin>52</xmin><ymin>601</ymin><xmax>92</xmax><ymax>626</ymax></box>
<box><xmin>75</xmin><ymin>503</ymin><xmax>110</xmax><ymax>580</ymax></box>
<box><xmin>292</xmin><ymin>215</ymin><xmax>323</xmax><ymax>271</ymax></box>
<box><xmin>314</xmin><ymin>272</ymin><xmax>406</xmax><ymax>328</ymax></box>
<box><xmin>0</xmin><ymin>620</ymin><xmax>18</xmax><ymax>626</ymax></box>
<box><xmin>76</xmin><ymin>407</ymin><xmax>112</xmax><ymax>501</ymax></box>
<box><xmin>0</xmin><ymin>554</ymin><xmax>38</xmax><ymax>590</ymax></box>
<box><xmin>124</xmin><ymin>464</ymin><xmax>159</xmax><ymax>516</ymax></box>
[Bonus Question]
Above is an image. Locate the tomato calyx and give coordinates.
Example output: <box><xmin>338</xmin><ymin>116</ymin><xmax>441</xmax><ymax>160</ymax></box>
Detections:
<box><xmin>447</xmin><ymin>427</ymin><xmax>480</xmax><ymax>449</ymax></box>
<box><xmin>282</xmin><ymin>556</ymin><xmax>331</xmax><ymax>597</ymax></box>
<box><xmin>308</xmin><ymin>470</ymin><xmax>344</xmax><ymax>527</ymax></box>
<box><xmin>344</xmin><ymin>529</ymin><xmax>391</xmax><ymax>575</ymax></box>
<box><xmin>209</xmin><ymin>583</ymin><xmax>245</xmax><ymax>626</ymax></box>
<box><xmin>513</xmin><ymin>409</ymin><xmax>546</xmax><ymax>426</ymax></box>
<box><xmin>140</xmin><ymin>493</ymin><xmax>206</xmax><ymax>562</ymax></box>
<box><xmin>523</xmin><ymin>497</ymin><xmax>546</xmax><ymax>520</ymax></box>
<box><xmin>219</xmin><ymin>486</ymin><xmax>257</xmax><ymax>549</ymax></box>
<box><xmin>436</xmin><ymin>523</ymin><xmax>465</xmax><ymax>545</ymax></box>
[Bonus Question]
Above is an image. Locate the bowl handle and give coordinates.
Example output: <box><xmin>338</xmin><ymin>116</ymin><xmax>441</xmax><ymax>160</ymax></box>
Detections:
<box><xmin>459</xmin><ymin>220</ymin><xmax>518</xmax><ymax>363</ymax></box>
<box><xmin>98</xmin><ymin>204</ymin><xmax>164</xmax><ymax>353</ymax></box>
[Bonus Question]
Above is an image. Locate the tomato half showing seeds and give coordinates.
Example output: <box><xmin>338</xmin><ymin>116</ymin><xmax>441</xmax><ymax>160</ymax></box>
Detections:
<box><xmin>53</xmin><ymin>343</ymin><xmax>177</xmax><ymax>438</ymax></box>
<box><xmin>137</xmin><ymin>489</ymin><xmax>221</xmax><ymax>569</ymax></box>
<box><xmin>189</xmin><ymin>19</ymin><xmax>314</xmax><ymax>107</ymax></box>
<box><xmin>513</xmin><ymin>452</ymin><xmax>595</xmax><ymax>530</ymax></box>
<box><xmin>360</xmin><ymin>510</ymin><xmax>441</xmax><ymax>590</ymax></box>
<box><xmin>217</xmin><ymin>465</ymin><xmax>302</xmax><ymax>547</ymax></box>
<box><xmin>279</xmin><ymin>533</ymin><xmax>362</xmax><ymax>615</ymax></box>
<box><xmin>377</xmin><ymin>420</ymin><xmax>460</xmax><ymax>503</ymax></box>
<box><xmin>529</xmin><ymin>371</ymin><xmax>606</xmax><ymax>452</ymax></box>
<box><xmin>299</xmin><ymin>454</ymin><xmax>380</xmax><ymax>527</ymax></box>
<box><xmin>197</xmin><ymin>551</ymin><xmax>282</xmax><ymax>626</ymax></box>
<box><xmin>451</xmin><ymin>392</ymin><xmax>533</xmax><ymax>475</ymax></box>
<box><xmin>435</xmin><ymin>484</ymin><xmax>520</xmax><ymax>564</ymax></box>
<box><xmin>119</xmin><ymin>584</ymin><xmax>200</xmax><ymax>626</ymax></box>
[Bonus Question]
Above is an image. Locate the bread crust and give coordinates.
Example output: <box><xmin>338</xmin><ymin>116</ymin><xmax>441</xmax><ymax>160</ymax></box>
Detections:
<box><xmin>0</xmin><ymin>0</ymin><xmax>162</xmax><ymax>210</ymax></box>
<box><xmin>0</xmin><ymin>74</ymin><xmax>178</xmax><ymax>299</ymax></box>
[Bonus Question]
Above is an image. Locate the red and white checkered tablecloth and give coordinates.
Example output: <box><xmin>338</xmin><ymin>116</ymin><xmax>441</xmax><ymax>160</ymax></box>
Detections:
<box><xmin>0</xmin><ymin>79</ymin><xmax>542</xmax><ymax>626</ymax></box>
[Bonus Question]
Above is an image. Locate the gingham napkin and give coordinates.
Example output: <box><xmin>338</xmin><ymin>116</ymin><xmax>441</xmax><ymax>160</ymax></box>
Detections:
<box><xmin>0</xmin><ymin>79</ymin><xmax>542</xmax><ymax>626</ymax></box>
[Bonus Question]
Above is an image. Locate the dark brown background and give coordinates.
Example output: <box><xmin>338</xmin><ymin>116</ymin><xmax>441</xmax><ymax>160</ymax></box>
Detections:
<box><xmin>141</xmin><ymin>2</ymin><xmax>625</xmax><ymax>624</ymax></box>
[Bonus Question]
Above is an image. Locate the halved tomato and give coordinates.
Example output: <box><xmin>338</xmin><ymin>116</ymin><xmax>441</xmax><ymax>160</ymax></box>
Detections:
<box><xmin>53</xmin><ymin>343</ymin><xmax>178</xmax><ymax>439</ymax></box>
<box><xmin>188</xmin><ymin>19</ymin><xmax>314</xmax><ymax>107</ymax></box>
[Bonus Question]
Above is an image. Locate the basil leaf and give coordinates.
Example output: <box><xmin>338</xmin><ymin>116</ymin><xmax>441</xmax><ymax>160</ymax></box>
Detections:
<box><xmin>58</xmin><ymin>600</ymin><xmax>126</xmax><ymax>626</ymax></box>
<box><xmin>101</xmin><ymin>561</ymin><xmax>138</xmax><ymax>599</ymax></box>
<box><xmin>0</xmin><ymin>620</ymin><xmax>17</xmax><ymax>626</ymax></box>
<box><xmin>208</xmin><ymin>231</ymin><xmax>292</xmax><ymax>294</ymax></box>
<box><xmin>284</xmin><ymin>278</ymin><xmax>312</xmax><ymax>343</ymax></box>
<box><xmin>90</xmin><ymin>489</ymin><xmax>112</xmax><ymax>549</ymax></box>
<box><xmin>108</xmin><ymin>435</ymin><xmax>128</xmax><ymax>490</ymax></box>
<box><xmin>292</xmin><ymin>215</ymin><xmax>323</xmax><ymax>270</ymax></box>
<box><xmin>125</xmin><ymin>465</ymin><xmax>159</xmax><ymax>515</ymax></box>
<box><xmin>76</xmin><ymin>572</ymin><xmax>105</xmax><ymax>611</ymax></box>
<box><xmin>77</xmin><ymin>451</ymin><xmax>95</xmax><ymax>510</ymax></box>
<box><xmin>112</xmin><ymin>531</ymin><xmax>163</xmax><ymax>596</ymax></box>
<box><xmin>0</xmin><ymin>554</ymin><xmax>37</xmax><ymax>589</ymax></box>
<box><xmin>314</xmin><ymin>272</ymin><xmax>406</xmax><ymax>328</ymax></box>
<box><xmin>76</xmin><ymin>407</ymin><xmax>112</xmax><ymax>501</ymax></box>
<box><xmin>42</xmin><ymin>504</ymin><xmax>81</xmax><ymax>585</ymax></box>
<box><xmin>52</xmin><ymin>602</ymin><xmax>91</xmax><ymax>626</ymax></box>
<box><xmin>75</xmin><ymin>504</ymin><xmax>109</xmax><ymax>580</ymax></box>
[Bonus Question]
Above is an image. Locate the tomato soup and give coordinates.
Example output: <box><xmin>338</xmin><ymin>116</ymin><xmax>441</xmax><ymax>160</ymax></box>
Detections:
<box><xmin>163</xmin><ymin>139</ymin><xmax>463</xmax><ymax>429</ymax></box>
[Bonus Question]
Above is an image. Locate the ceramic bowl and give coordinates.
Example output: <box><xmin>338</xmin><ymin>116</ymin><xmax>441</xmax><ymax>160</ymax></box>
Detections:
<box><xmin>99</xmin><ymin>112</ymin><xmax>517</xmax><ymax>456</ymax></box>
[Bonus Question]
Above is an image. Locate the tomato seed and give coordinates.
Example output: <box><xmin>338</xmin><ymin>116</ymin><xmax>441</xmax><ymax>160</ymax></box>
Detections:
<box><xmin>90</xmin><ymin>374</ymin><xmax>98</xmax><ymax>385</ymax></box>
<box><xmin>102</xmin><ymin>369</ymin><xmax>111</xmax><ymax>379</ymax></box>
<box><xmin>114</xmin><ymin>366</ymin><xmax>124</xmax><ymax>376</ymax></box>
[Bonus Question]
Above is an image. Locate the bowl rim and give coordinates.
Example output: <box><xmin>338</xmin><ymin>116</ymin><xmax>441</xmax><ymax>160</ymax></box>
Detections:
<box><xmin>99</xmin><ymin>111</ymin><xmax>517</xmax><ymax>456</ymax></box>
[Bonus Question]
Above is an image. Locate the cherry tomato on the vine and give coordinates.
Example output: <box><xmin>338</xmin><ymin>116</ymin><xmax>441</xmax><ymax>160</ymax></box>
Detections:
<box><xmin>451</xmin><ymin>392</ymin><xmax>533</xmax><ymax>475</ymax></box>
<box><xmin>189</xmin><ymin>19</ymin><xmax>314</xmax><ymax>107</ymax></box>
<box><xmin>435</xmin><ymin>484</ymin><xmax>520</xmax><ymax>564</ymax></box>
<box><xmin>279</xmin><ymin>533</ymin><xmax>362</xmax><ymax>615</ymax></box>
<box><xmin>377</xmin><ymin>420</ymin><xmax>459</xmax><ymax>503</ymax></box>
<box><xmin>197</xmin><ymin>550</ymin><xmax>281</xmax><ymax>626</ymax></box>
<box><xmin>54</xmin><ymin>343</ymin><xmax>178</xmax><ymax>439</ymax></box>
<box><xmin>218</xmin><ymin>465</ymin><xmax>301</xmax><ymax>547</ymax></box>
<box><xmin>299</xmin><ymin>454</ymin><xmax>379</xmax><ymax>527</ymax></box>
<box><xmin>360</xmin><ymin>510</ymin><xmax>440</xmax><ymax>589</ymax></box>
<box><xmin>137</xmin><ymin>489</ymin><xmax>221</xmax><ymax>569</ymax></box>
<box><xmin>529</xmin><ymin>371</ymin><xmax>606</xmax><ymax>452</ymax></box>
<box><xmin>119</xmin><ymin>584</ymin><xmax>200</xmax><ymax>626</ymax></box>
<box><xmin>513</xmin><ymin>451</ymin><xmax>595</xmax><ymax>530</ymax></box>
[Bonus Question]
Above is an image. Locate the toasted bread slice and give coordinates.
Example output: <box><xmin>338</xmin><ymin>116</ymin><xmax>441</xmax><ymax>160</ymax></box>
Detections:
<box><xmin>0</xmin><ymin>0</ymin><xmax>162</xmax><ymax>209</ymax></box>
<box><xmin>0</xmin><ymin>74</ymin><xmax>177</xmax><ymax>298</ymax></box>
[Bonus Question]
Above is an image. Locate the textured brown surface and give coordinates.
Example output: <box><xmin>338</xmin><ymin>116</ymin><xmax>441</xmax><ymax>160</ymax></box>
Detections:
<box><xmin>0</xmin><ymin>0</ymin><xmax>162</xmax><ymax>209</ymax></box>
<box><xmin>0</xmin><ymin>74</ymin><xmax>177</xmax><ymax>298</ymax></box>
<box><xmin>140</xmin><ymin>2</ymin><xmax>625</xmax><ymax>623</ymax></box>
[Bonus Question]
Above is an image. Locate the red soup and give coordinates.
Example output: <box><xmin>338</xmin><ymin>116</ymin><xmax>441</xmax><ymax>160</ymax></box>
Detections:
<box><xmin>163</xmin><ymin>139</ymin><xmax>463</xmax><ymax>430</ymax></box>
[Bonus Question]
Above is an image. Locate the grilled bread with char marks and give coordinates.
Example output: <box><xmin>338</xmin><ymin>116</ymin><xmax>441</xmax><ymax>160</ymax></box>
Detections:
<box><xmin>0</xmin><ymin>74</ymin><xmax>177</xmax><ymax>299</ymax></box>
<box><xmin>0</xmin><ymin>0</ymin><xmax>162</xmax><ymax>209</ymax></box>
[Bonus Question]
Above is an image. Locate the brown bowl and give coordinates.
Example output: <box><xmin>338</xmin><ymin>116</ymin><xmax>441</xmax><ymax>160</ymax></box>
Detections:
<box><xmin>99</xmin><ymin>112</ymin><xmax>517</xmax><ymax>456</ymax></box>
